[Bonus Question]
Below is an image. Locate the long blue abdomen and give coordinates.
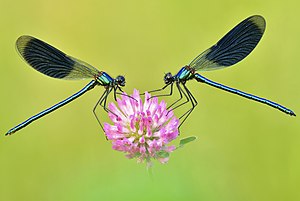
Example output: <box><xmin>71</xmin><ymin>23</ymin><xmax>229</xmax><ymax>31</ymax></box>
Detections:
<box><xmin>6</xmin><ymin>80</ymin><xmax>97</xmax><ymax>135</ymax></box>
<box><xmin>194</xmin><ymin>73</ymin><xmax>295</xmax><ymax>116</ymax></box>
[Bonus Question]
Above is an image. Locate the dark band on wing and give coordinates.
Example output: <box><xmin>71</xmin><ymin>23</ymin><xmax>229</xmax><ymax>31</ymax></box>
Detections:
<box><xmin>16</xmin><ymin>36</ymin><xmax>75</xmax><ymax>79</ymax></box>
<box><xmin>205</xmin><ymin>15</ymin><xmax>266</xmax><ymax>67</ymax></box>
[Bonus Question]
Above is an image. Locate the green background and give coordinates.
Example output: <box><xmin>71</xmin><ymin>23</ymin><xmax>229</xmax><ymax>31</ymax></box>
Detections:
<box><xmin>0</xmin><ymin>0</ymin><xmax>299</xmax><ymax>201</ymax></box>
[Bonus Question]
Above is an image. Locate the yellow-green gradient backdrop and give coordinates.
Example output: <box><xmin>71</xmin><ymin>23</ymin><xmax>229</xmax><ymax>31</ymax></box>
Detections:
<box><xmin>0</xmin><ymin>0</ymin><xmax>299</xmax><ymax>201</ymax></box>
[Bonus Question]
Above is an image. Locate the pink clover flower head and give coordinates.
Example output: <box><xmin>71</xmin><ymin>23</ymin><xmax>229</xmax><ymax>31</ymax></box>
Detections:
<box><xmin>104</xmin><ymin>89</ymin><xmax>179</xmax><ymax>165</ymax></box>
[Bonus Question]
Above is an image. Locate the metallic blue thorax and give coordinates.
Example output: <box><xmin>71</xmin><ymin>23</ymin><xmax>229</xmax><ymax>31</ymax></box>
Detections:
<box><xmin>96</xmin><ymin>71</ymin><xmax>114</xmax><ymax>86</ymax></box>
<box><xmin>175</xmin><ymin>66</ymin><xmax>194</xmax><ymax>81</ymax></box>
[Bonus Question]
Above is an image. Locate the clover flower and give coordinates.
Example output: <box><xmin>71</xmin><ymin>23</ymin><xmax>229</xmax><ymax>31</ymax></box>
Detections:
<box><xmin>104</xmin><ymin>89</ymin><xmax>180</xmax><ymax>165</ymax></box>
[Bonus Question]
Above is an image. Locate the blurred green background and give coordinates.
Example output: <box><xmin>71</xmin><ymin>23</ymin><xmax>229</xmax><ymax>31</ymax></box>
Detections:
<box><xmin>0</xmin><ymin>0</ymin><xmax>299</xmax><ymax>201</ymax></box>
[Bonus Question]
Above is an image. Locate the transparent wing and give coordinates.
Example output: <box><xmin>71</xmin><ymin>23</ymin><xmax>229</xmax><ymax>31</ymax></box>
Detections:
<box><xmin>189</xmin><ymin>15</ymin><xmax>266</xmax><ymax>71</ymax></box>
<box><xmin>16</xmin><ymin>35</ymin><xmax>100</xmax><ymax>80</ymax></box>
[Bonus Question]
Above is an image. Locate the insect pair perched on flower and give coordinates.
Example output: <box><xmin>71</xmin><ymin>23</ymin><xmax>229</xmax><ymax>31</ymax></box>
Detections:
<box><xmin>5</xmin><ymin>15</ymin><xmax>295</xmax><ymax>165</ymax></box>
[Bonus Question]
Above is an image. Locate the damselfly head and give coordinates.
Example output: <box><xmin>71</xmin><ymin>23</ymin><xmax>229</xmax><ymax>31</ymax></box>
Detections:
<box><xmin>164</xmin><ymin>72</ymin><xmax>173</xmax><ymax>85</ymax></box>
<box><xmin>115</xmin><ymin>75</ymin><xmax>126</xmax><ymax>87</ymax></box>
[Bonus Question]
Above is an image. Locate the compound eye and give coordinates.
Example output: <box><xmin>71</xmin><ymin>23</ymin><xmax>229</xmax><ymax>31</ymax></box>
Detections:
<box><xmin>164</xmin><ymin>72</ymin><xmax>173</xmax><ymax>84</ymax></box>
<box><xmin>116</xmin><ymin>75</ymin><xmax>125</xmax><ymax>86</ymax></box>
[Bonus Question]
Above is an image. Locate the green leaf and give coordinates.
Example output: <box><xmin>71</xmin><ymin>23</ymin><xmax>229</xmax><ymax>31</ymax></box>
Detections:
<box><xmin>178</xmin><ymin>136</ymin><xmax>197</xmax><ymax>148</ymax></box>
<box><xmin>157</xmin><ymin>151</ymin><xmax>170</xmax><ymax>158</ymax></box>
